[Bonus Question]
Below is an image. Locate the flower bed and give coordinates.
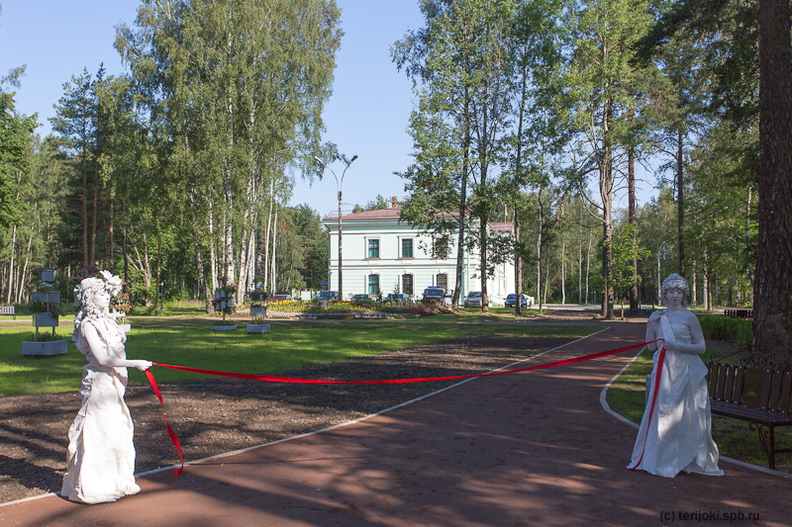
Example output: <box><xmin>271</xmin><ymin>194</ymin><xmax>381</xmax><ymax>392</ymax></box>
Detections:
<box><xmin>262</xmin><ymin>300</ymin><xmax>435</xmax><ymax>319</ymax></box>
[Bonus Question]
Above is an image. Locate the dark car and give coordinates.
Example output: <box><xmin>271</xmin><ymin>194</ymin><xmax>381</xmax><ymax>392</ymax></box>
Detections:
<box><xmin>422</xmin><ymin>287</ymin><xmax>445</xmax><ymax>302</ymax></box>
<box><xmin>505</xmin><ymin>293</ymin><xmax>528</xmax><ymax>308</ymax></box>
<box><xmin>386</xmin><ymin>293</ymin><xmax>410</xmax><ymax>302</ymax></box>
<box><xmin>316</xmin><ymin>290</ymin><xmax>338</xmax><ymax>302</ymax></box>
<box><xmin>352</xmin><ymin>294</ymin><xmax>372</xmax><ymax>302</ymax></box>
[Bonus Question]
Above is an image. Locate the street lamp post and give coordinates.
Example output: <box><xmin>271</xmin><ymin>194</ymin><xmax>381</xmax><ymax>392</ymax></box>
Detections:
<box><xmin>315</xmin><ymin>155</ymin><xmax>358</xmax><ymax>300</ymax></box>
<box><xmin>656</xmin><ymin>238</ymin><xmax>673</xmax><ymax>305</ymax></box>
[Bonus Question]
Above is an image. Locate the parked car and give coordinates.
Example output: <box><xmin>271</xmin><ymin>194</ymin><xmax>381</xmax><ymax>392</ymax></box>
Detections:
<box><xmin>505</xmin><ymin>293</ymin><xmax>529</xmax><ymax>308</ymax></box>
<box><xmin>352</xmin><ymin>294</ymin><xmax>372</xmax><ymax>302</ymax></box>
<box><xmin>316</xmin><ymin>290</ymin><xmax>338</xmax><ymax>302</ymax></box>
<box><xmin>422</xmin><ymin>287</ymin><xmax>445</xmax><ymax>302</ymax></box>
<box><xmin>272</xmin><ymin>293</ymin><xmax>292</xmax><ymax>301</ymax></box>
<box><xmin>386</xmin><ymin>293</ymin><xmax>410</xmax><ymax>303</ymax></box>
<box><xmin>464</xmin><ymin>291</ymin><xmax>485</xmax><ymax>308</ymax></box>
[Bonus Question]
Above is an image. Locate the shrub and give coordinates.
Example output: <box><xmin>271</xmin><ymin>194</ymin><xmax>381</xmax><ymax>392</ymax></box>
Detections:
<box><xmin>699</xmin><ymin>315</ymin><xmax>753</xmax><ymax>351</ymax></box>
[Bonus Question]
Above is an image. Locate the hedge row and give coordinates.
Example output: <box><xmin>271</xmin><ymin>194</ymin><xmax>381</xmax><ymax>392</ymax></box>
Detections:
<box><xmin>698</xmin><ymin>315</ymin><xmax>753</xmax><ymax>351</ymax></box>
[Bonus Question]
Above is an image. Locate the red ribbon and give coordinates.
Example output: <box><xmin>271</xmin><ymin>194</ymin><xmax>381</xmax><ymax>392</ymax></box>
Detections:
<box><xmin>144</xmin><ymin>370</ymin><xmax>185</xmax><ymax>476</ymax></box>
<box><xmin>146</xmin><ymin>339</ymin><xmax>659</xmax><ymax>475</ymax></box>
<box><xmin>626</xmin><ymin>346</ymin><xmax>666</xmax><ymax>471</ymax></box>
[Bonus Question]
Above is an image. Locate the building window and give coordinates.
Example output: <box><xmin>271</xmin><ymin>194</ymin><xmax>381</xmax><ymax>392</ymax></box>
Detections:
<box><xmin>436</xmin><ymin>273</ymin><xmax>448</xmax><ymax>292</ymax></box>
<box><xmin>402</xmin><ymin>274</ymin><xmax>414</xmax><ymax>295</ymax></box>
<box><xmin>368</xmin><ymin>274</ymin><xmax>380</xmax><ymax>295</ymax></box>
<box><xmin>401</xmin><ymin>238</ymin><xmax>414</xmax><ymax>258</ymax></box>
<box><xmin>368</xmin><ymin>238</ymin><xmax>380</xmax><ymax>258</ymax></box>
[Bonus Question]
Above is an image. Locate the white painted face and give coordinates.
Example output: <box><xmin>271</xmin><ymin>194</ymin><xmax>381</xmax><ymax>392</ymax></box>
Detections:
<box><xmin>664</xmin><ymin>287</ymin><xmax>685</xmax><ymax>306</ymax></box>
<box><xmin>93</xmin><ymin>290</ymin><xmax>111</xmax><ymax>309</ymax></box>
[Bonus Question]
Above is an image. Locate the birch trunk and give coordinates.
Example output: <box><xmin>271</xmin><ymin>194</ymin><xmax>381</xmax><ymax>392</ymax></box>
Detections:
<box><xmin>5</xmin><ymin>225</ymin><xmax>16</xmax><ymax>304</ymax></box>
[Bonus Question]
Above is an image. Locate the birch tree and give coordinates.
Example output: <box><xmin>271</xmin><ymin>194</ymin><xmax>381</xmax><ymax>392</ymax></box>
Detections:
<box><xmin>117</xmin><ymin>0</ymin><xmax>341</xmax><ymax>310</ymax></box>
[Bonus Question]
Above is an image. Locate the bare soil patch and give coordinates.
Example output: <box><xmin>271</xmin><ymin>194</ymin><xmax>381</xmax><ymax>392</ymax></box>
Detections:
<box><xmin>0</xmin><ymin>335</ymin><xmax>568</xmax><ymax>504</ymax></box>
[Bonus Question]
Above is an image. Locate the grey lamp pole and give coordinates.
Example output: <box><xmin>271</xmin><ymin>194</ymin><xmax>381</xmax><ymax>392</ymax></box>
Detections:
<box><xmin>656</xmin><ymin>238</ymin><xmax>672</xmax><ymax>305</ymax></box>
<box><xmin>315</xmin><ymin>155</ymin><xmax>358</xmax><ymax>300</ymax></box>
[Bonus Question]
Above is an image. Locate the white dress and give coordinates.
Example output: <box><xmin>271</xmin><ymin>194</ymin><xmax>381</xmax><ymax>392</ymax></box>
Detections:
<box><xmin>61</xmin><ymin>318</ymin><xmax>141</xmax><ymax>503</ymax></box>
<box><xmin>627</xmin><ymin>314</ymin><xmax>723</xmax><ymax>477</ymax></box>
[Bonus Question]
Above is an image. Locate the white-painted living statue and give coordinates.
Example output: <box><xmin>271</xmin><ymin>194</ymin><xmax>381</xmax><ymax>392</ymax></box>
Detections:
<box><xmin>61</xmin><ymin>271</ymin><xmax>153</xmax><ymax>504</ymax></box>
<box><xmin>627</xmin><ymin>273</ymin><xmax>723</xmax><ymax>477</ymax></box>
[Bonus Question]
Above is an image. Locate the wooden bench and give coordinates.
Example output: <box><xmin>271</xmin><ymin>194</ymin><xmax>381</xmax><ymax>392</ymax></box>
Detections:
<box><xmin>724</xmin><ymin>308</ymin><xmax>753</xmax><ymax>319</ymax></box>
<box><xmin>623</xmin><ymin>307</ymin><xmax>654</xmax><ymax>319</ymax></box>
<box><xmin>0</xmin><ymin>305</ymin><xmax>15</xmax><ymax>319</ymax></box>
<box><xmin>706</xmin><ymin>361</ymin><xmax>792</xmax><ymax>469</ymax></box>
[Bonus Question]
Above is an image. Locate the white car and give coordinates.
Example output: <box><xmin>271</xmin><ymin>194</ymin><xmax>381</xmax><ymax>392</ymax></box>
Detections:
<box><xmin>464</xmin><ymin>291</ymin><xmax>485</xmax><ymax>308</ymax></box>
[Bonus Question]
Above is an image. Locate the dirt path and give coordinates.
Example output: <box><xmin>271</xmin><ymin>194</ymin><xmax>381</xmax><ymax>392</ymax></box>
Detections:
<box><xmin>2</xmin><ymin>321</ymin><xmax>790</xmax><ymax>526</ymax></box>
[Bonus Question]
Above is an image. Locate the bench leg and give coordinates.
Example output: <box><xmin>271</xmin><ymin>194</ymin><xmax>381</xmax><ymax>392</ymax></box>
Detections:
<box><xmin>750</xmin><ymin>422</ymin><xmax>775</xmax><ymax>470</ymax></box>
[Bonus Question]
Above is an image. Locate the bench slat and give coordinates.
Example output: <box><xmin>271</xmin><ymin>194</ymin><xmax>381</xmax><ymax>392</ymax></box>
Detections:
<box><xmin>710</xmin><ymin>402</ymin><xmax>792</xmax><ymax>426</ymax></box>
<box><xmin>777</xmin><ymin>371</ymin><xmax>792</xmax><ymax>414</ymax></box>
<box><xmin>760</xmin><ymin>370</ymin><xmax>773</xmax><ymax>411</ymax></box>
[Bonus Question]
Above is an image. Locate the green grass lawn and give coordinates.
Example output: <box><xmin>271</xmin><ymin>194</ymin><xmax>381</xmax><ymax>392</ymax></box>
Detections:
<box><xmin>1</xmin><ymin>314</ymin><xmax>595</xmax><ymax>396</ymax></box>
<box><xmin>606</xmin><ymin>347</ymin><xmax>792</xmax><ymax>472</ymax></box>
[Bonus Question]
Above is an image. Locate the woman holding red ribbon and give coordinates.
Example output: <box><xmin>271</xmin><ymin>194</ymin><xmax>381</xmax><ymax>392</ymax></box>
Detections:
<box><xmin>61</xmin><ymin>271</ymin><xmax>153</xmax><ymax>504</ymax></box>
<box><xmin>627</xmin><ymin>273</ymin><xmax>723</xmax><ymax>477</ymax></box>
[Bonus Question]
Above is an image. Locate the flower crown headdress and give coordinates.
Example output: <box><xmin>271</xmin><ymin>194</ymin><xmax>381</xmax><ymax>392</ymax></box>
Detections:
<box><xmin>74</xmin><ymin>270</ymin><xmax>123</xmax><ymax>309</ymax></box>
<box><xmin>661</xmin><ymin>273</ymin><xmax>689</xmax><ymax>295</ymax></box>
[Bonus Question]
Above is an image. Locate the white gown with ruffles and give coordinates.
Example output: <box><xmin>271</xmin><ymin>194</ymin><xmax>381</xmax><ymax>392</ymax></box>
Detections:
<box><xmin>61</xmin><ymin>318</ymin><xmax>141</xmax><ymax>503</ymax></box>
<box><xmin>627</xmin><ymin>315</ymin><xmax>723</xmax><ymax>477</ymax></box>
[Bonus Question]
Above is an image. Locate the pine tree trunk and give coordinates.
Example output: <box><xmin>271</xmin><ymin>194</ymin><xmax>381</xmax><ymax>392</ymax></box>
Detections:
<box><xmin>600</xmin><ymin>96</ymin><xmax>615</xmax><ymax>320</ymax></box>
<box><xmin>109</xmin><ymin>188</ymin><xmax>115</xmax><ymax>272</ymax></box>
<box><xmin>82</xmin><ymin>158</ymin><xmax>89</xmax><ymax>266</ymax></box>
<box><xmin>91</xmin><ymin>175</ymin><xmax>98</xmax><ymax>265</ymax></box>
<box><xmin>753</xmin><ymin>0</ymin><xmax>792</xmax><ymax>367</ymax></box>
<box><xmin>676</xmin><ymin>127</ymin><xmax>685</xmax><ymax>277</ymax></box>
<box><xmin>628</xmin><ymin>140</ymin><xmax>639</xmax><ymax>310</ymax></box>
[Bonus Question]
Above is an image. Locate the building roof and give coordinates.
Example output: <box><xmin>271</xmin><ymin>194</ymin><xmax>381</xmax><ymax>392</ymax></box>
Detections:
<box><xmin>489</xmin><ymin>222</ymin><xmax>514</xmax><ymax>234</ymax></box>
<box><xmin>322</xmin><ymin>204</ymin><xmax>513</xmax><ymax>232</ymax></box>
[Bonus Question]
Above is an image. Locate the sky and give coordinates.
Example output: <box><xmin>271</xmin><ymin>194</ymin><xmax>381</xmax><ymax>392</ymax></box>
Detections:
<box><xmin>1</xmin><ymin>0</ymin><xmax>656</xmax><ymax>219</ymax></box>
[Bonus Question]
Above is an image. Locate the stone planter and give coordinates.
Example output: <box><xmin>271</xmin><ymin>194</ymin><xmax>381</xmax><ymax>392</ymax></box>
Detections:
<box><xmin>31</xmin><ymin>292</ymin><xmax>46</xmax><ymax>303</ymax></box>
<box><xmin>22</xmin><ymin>340</ymin><xmax>68</xmax><ymax>356</ymax></box>
<box><xmin>33</xmin><ymin>312</ymin><xmax>59</xmax><ymax>327</ymax></box>
<box><xmin>246</xmin><ymin>323</ymin><xmax>270</xmax><ymax>334</ymax></box>
<box><xmin>31</xmin><ymin>291</ymin><xmax>60</xmax><ymax>303</ymax></box>
<box><xmin>250</xmin><ymin>306</ymin><xmax>267</xmax><ymax>318</ymax></box>
<box><xmin>211</xmin><ymin>325</ymin><xmax>237</xmax><ymax>331</ymax></box>
<box><xmin>41</xmin><ymin>270</ymin><xmax>55</xmax><ymax>282</ymax></box>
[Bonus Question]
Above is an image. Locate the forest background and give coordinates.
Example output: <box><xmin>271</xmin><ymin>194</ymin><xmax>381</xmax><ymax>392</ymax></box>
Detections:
<box><xmin>1</xmin><ymin>0</ymin><xmax>790</xmax><ymax>363</ymax></box>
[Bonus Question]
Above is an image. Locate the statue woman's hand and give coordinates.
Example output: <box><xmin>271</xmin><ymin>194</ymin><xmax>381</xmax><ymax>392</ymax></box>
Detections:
<box><xmin>132</xmin><ymin>360</ymin><xmax>153</xmax><ymax>371</ymax></box>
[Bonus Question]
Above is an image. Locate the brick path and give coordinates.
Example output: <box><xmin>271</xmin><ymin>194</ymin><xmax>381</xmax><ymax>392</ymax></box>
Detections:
<box><xmin>2</xmin><ymin>321</ymin><xmax>789</xmax><ymax>526</ymax></box>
